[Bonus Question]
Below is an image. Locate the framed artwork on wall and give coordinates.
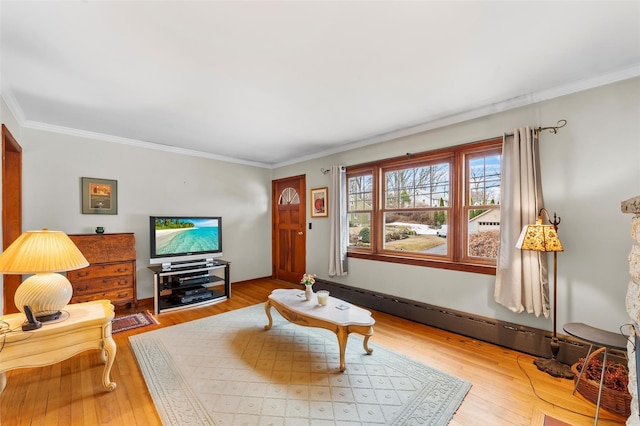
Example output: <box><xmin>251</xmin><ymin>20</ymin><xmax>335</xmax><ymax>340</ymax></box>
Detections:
<box><xmin>82</xmin><ymin>177</ymin><xmax>118</xmax><ymax>214</ymax></box>
<box><xmin>310</xmin><ymin>187</ymin><xmax>328</xmax><ymax>218</ymax></box>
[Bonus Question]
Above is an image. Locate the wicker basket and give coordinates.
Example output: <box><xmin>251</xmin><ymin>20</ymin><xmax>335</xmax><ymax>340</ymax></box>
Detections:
<box><xmin>571</xmin><ymin>347</ymin><xmax>631</xmax><ymax>417</ymax></box>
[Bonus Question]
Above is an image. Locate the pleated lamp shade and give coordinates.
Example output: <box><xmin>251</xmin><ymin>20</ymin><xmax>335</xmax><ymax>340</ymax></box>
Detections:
<box><xmin>0</xmin><ymin>229</ymin><xmax>89</xmax><ymax>320</ymax></box>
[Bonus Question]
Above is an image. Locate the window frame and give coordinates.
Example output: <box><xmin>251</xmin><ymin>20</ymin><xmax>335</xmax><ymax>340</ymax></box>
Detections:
<box><xmin>346</xmin><ymin>137</ymin><xmax>502</xmax><ymax>275</ymax></box>
<box><xmin>345</xmin><ymin>165</ymin><xmax>380</xmax><ymax>256</ymax></box>
<box><xmin>460</xmin><ymin>145</ymin><xmax>503</xmax><ymax>266</ymax></box>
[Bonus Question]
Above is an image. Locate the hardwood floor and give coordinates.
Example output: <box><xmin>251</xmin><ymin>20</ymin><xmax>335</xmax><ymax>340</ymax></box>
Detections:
<box><xmin>0</xmin><ymin>278</ymin><xmax>627</xmax><ymax>425</ymax></box>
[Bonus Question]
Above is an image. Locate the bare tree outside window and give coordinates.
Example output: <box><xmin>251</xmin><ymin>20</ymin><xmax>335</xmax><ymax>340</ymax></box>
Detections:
<box><xmin>466</xmin><ymin>152</ymin><xmax>501</xmax><ymax>260</ymax></box>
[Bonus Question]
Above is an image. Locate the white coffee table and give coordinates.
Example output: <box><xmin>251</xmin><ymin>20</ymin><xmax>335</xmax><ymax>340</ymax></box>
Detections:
<box><xmin>264</xmin><ymin>288</ymin><xmax>375</xmax><ymax>372</ymax></box>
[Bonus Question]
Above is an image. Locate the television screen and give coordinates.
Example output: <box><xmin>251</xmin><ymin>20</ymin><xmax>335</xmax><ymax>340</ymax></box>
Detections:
<box><xmin>150</xmin><ymin>216</ymin><xmax>223</xmax><ymax>264</ymax></box>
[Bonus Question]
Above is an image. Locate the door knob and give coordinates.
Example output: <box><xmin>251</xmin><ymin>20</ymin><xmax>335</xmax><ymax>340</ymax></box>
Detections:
<box><xmin>298</xmin><ymin>231</ymin><xmax>304</xmax><ymax>235</ymax></box>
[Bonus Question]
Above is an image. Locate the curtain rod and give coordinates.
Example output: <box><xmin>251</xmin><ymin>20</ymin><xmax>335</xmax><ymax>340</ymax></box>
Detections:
<box><xmin>321</xmin><ymin>166</ymin><xmax>346</xmax><ymax>175</ymax></box>
<box><xmin>322</xmin><ymin>119</ymin><xmax>568</xmax><ymax>173</ymax></box>
<box><xmin>505</xmin><ymin>119</ymin><xmax>568</xmax><ymax>137</ymax></box>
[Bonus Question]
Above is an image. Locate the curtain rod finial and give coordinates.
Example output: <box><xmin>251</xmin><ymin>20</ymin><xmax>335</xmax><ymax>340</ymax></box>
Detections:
<box><xmin>537</xmin><ymin>119</ymin><xmax>567</xmax><ymax>134</ymax></box>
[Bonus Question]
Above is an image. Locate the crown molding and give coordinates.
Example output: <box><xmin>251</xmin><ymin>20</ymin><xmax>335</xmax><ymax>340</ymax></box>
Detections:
<box><xmin>1</xmin><ymin>88</ymin><xmax>27</xmax><ymax>124</ymax></box>
<box><xmin>273</xmin><ymin>64</ymin><xmax>640</xmax><ymax>168</ymax></box>
<box><xmin>3</xmin><ymin>64</ymin><xmax>639</xmax><ymax>170</ymax></box>
<box><xmin>18</xmin><ymin>121</ymin><xmax>271</xmax><ymax>170</ymax></box>
<box><xmin>1</xmin><ymin>87</ymin><xmax>270</xmax><ymax>168</ymax></box>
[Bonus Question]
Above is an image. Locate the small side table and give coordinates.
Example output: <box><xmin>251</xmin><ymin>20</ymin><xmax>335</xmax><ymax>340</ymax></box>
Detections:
<box><xmin>563</xmin><ymin>322</ymin><xmax>628</xmax><ymax>425</ymax></box>
<box><xmin>0</xmin><ymin>299</ymin><xmax>117</xmax><ymax>394</ymax></box>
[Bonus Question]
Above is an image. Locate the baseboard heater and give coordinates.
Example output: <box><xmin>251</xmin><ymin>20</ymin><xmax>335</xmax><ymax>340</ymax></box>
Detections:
<box><xmin>313</xmin><ymin>278</ymin><xmax>625</xmax><ymax>366</ymax></box>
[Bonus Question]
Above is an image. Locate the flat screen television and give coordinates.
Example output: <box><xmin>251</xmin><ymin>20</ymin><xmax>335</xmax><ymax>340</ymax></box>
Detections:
<box><xmin>149</xmin><ymin>216</ymin><xmax>223</xmax><ymax>266</ymax></box>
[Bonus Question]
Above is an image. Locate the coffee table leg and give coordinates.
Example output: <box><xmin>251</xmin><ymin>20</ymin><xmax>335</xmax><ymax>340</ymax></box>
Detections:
<box><xmin>337</xmin><ymin>327</ymin><xmax>348</xmax><ymax>372</ymax></box>
<box><xmin>363</xmin><ymin>335</ymin><xmax>373</xmax><ymax>355</ymax></box>
<box><xmin>0</xmin><ymin>372</ymin><xmax>6</xmax><ymax>394</ymax></box>
<box><xmin>264</xmin><ymin>301</ymin><xmax>273</xmax><ymax>330</ymax></box>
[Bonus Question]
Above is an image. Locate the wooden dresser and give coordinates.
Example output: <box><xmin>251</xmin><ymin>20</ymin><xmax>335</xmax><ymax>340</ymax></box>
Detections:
<box><xmin>67</xmin><ymin>233</ymin><xmax>137</xmax><ymax>309</ymax></box>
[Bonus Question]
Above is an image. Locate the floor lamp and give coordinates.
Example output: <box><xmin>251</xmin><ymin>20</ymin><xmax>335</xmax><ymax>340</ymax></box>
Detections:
<box><xmin>516</xmin><ymin>208</ymin><xmax>574</xmax><ymax>379</ymax></box>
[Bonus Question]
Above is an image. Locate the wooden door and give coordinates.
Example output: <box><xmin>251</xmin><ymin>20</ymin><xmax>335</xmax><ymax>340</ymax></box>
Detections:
<box><xmin>272</xmin><ymin>175</ymin><xmax>306</xmax><ymax>284</ymax></box>
<box><xmin>2</xmin><ymin>124</ymin><xmax>22</xmax><ymax>314</ymax></box>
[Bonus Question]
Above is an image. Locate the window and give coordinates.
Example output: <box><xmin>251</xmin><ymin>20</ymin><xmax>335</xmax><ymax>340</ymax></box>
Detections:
<box><xmin>463</xmin><ymin>146</ymin><xmax>501</xmax><ymax>266</ymax></box>
<box><xmin>278</xmin><ymin>187</ymin><xmax>300</xmax><ymax>205</ymax></box>
<box><xmin>346</xmin><ymin>138</ymin><xmax>502</xmax><ymax>274</ymax></box>
<box><xmin>347</xmin><ymin>170</ymin><xmax>374</xmax><ymax>248</ymax></box>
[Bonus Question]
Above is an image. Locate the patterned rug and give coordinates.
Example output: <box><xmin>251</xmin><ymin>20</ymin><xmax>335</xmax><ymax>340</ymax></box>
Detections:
<box><xmin>130</xmin><ymin>304</ymin><xmax>471</xmax><ymax>425</ymax></box>
<box><xmin>112</xmin><ymin>311</ymin><xmax>158</xmax><ymax>334</ymax></box>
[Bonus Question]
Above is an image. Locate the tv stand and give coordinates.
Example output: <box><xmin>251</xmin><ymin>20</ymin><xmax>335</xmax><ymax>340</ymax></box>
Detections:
<box><xmin>148</xmin><ymin>259</ymin><xmax>230</xmax><ymax>314</ymax></box>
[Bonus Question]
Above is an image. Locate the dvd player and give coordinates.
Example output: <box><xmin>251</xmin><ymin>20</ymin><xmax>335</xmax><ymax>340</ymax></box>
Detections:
<box><xmin>173</xmin><ymin>274</ymin><xmax>210</xmax><ymax>286</ymax></box>
<box><xmin>178</xmin><ymin>291</ymin><xmax>213</xmax><ymax>304</ymax></box>
<box><xmin>177</xmin><ymin>273</ymin><xmax>209</xmax><ymax>282</ymax></box>
<box><xmin>179</xmin><ymin>286</ymin><xmax>208</xmax><ymax>296</ymax></box>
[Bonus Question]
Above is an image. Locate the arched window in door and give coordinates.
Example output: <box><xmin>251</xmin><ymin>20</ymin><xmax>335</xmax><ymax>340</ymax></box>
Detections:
<box><xmin>278</xmin><ymin>187</ymin><xmax>300</xmax><ymax>205</ymax></box>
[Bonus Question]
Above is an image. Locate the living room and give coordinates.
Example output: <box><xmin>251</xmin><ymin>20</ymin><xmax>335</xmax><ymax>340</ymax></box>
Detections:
<box><xmin>1</xmin><ymin>2</ymin><xmax>639</xmax><ymax>425</ymax></box>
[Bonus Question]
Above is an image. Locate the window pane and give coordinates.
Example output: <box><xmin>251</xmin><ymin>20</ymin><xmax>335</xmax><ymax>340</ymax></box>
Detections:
<box><xmin>348</xmin><ymin>174</ymin><xmax>373</xmax><ymax>212</ymax></box>
<box><xmin>468</xmin><ymin>154</ymin><xmax>501</xmax><ymax>205</ymax></box>
<box><xmin>383</xmin><ymin>211</ymin><xmax>447</xmax><ymax>255</ymax></box>
<box><xmin>467</xmin><ymin>207</ymin><xmax>500</xmax><ymax>259</ymax></box>
<box><xmin>385</xmin><ymin>163</ymin><xmax>449</xmax><ymax>209</ymax></box>
<box><xmin>278</xmin><ymin>187</ymin><xmax>299</xmax><ymax>205</ymax></box>
<box><xmin>348</xmin><ymin>213</ymin><xmax>371</xmax><ymax>248</ymax></box>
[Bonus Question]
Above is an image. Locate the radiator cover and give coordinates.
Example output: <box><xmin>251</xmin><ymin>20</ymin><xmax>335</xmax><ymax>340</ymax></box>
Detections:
<box><xmin>313</xmin><ymin>279</ymin><xmax>624</xmax><ymax>366</ymax></box>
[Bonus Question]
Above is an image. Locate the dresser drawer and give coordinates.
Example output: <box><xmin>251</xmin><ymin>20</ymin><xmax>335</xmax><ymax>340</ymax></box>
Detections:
<box><xmin>67</xmin><ymin>233</ymin><xmax>137</xmax><ymax>309</ymax></box>
<box><xmin>69</xmin><ymin>233</ymin><xmax>136</xmax><ymax>263</ymax></box>
<box><xmin>71</xmin><ymin>289</ymin><xmax>133</xmax><ymax>305</ymax></box>
<box><xmin>68</xmin><ymin>263</ymin><xmax>134</xmax><ymax>280</ymax></box>
<box><xmin>71</xmin><ymin>276</ymin><xmax>133</xmax><ymax>296</ymax></box>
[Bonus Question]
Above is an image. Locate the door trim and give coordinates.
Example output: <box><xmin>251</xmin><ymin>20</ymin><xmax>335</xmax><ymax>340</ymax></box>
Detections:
<box><xmin>2</xmin><ymin>124</ymin><xmax>23</xmax><ymax>314</ymax></box>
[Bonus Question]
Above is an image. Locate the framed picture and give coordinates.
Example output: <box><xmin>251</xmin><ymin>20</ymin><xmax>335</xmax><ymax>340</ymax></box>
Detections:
<box><xmin>82</xmin><ymin>177</ymin><xmax>118</xmax><ymax>214</ymax></box>
<box><xmin>310</xmin><ymin>187</ymin><xmax>328</xmax><ymax>218</ymax></box>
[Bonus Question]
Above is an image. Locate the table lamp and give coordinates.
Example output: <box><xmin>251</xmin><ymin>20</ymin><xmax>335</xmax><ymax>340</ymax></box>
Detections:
<box><xmin>0</xmin><ymin>229</ymin><xmax>89</xmax><ymax>321</ymax></box>
<box><xmin>516</xmin><ymin>208</ymin><xmax>573</xmax><ymax>379</ymax></box>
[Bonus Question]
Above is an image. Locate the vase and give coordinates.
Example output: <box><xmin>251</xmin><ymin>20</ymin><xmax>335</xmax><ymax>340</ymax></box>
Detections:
<box><xmin>304</xmin><ymin>285</ymin><xmax>313</xmax><ymax>301</ymax></box>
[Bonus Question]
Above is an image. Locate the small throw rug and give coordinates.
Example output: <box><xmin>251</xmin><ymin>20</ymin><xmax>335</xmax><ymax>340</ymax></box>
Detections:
<box><xmin>112</xmin><ymin>311</ymin><xmax>158</xmax><ymax>334</ymax></box>
<box><xmin>130</xmin><ymin>304</ymin><xmax>471</xmax><ymax>425</ymax></box>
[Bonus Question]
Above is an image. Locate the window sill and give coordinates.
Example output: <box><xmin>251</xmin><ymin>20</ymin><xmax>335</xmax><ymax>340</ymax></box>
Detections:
<box><xmin>347</xmin><ymin>252</ymin><xmax>497</xmax><ymax>275</ymax></box>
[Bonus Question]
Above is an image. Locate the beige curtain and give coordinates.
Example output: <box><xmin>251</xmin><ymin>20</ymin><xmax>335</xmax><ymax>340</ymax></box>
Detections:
<box><xmin>494</xmin><ymin>127</ymin><xmax>549</xmax><ymax>317</ymax></box>
<box><xmin>328</xmin><ymin>165</ymin><xmax>348</xmax><ymax>277</ymax></box>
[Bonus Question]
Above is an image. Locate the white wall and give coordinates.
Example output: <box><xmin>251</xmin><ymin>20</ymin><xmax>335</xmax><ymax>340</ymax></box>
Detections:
<box><xmin>3</xmin><ymin>78</ymin><xmax>638</xmax><ymax>335</ymax></box>
<box><xmin>18</xmin><ymin>128</ymin><xmax>273</xmax><ymax>300</ymax></box>
<box><xmin>274</xmin><ymin>77</ymin><xmax>640</xmax><ymax>334</ymax></box>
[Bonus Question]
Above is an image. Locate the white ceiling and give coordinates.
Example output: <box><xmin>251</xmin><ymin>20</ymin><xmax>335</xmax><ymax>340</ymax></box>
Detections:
<box><xmin>2</xmin><ymin>1</ymin><xmax>640</xmax><ymax>168</ymax></box>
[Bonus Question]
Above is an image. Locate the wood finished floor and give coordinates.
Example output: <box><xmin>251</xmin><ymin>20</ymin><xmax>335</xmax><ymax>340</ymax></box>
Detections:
<box><xmin>0</xmin><ymin>278</ymin><xmax>627</xmax><ymax>426</ymax></box>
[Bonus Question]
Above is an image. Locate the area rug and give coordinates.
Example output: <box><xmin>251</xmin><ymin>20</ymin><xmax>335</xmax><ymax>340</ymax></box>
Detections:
<box><xmin>130</xmin><ymin>304</ymin><xmax>471</xmax><ymax>425</ymax></box>
<box><xmin>112</xmin><ymin>311</ymin><xmax>158</xmax><ymax>334</ymax></box>
<box><xmin>542</xmin><ymin>416</ymin><xmax>572</xmax><ymax>426</ymax></box>
<box><xmin>530</xmin><ymin>409</ymin><xmax>573</xmax><ymax>426</ymax></box>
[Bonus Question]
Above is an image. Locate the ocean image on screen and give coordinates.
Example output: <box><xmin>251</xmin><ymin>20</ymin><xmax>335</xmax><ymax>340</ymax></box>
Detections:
<box><xmin>155</xmin><ymin>218</ymin><xmax>219</xmax><ymax>255</ymax></box>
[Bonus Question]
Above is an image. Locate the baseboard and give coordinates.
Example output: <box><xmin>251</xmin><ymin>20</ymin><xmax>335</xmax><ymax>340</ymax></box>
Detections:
<box><xmin>313</xmin><ymin>279</ymin><xmax>625</xmax><ymax>365</ymax></box>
